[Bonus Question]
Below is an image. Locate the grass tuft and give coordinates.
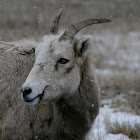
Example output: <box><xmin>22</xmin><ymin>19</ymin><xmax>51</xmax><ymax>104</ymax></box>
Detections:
<box><xmin>105</xmin><ymin>120</ymin><xmax>140</xmax><ymax>139</ymax></box>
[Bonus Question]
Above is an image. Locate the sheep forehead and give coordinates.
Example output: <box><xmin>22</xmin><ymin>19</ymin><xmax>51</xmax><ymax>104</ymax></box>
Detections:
<box><xmin>38</xmin><ymin>36</ymin><xmax>74</xmax><ymax>61</ymax></box>
<box><xmin>52</xmin><ymin>40</ymin><xmax>74</xmax><ymax>58</ymax></box>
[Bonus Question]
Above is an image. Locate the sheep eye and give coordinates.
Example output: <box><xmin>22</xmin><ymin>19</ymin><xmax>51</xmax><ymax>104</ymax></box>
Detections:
<box><xmin>57</xmin><ymin>58</ymin><xmax>69</xmax><ymax>64</ymax></box>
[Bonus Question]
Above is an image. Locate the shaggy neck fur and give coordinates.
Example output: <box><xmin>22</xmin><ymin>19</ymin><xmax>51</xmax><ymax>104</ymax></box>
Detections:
<box><xmin>43</xmin><ymin>56</ymin><xmax>100</xmax><ymax>140</ymax></box>
<box><xmin>1</xmin><ymin>40</ymin><xmax>100</xmax><ymax>140</ymax></box>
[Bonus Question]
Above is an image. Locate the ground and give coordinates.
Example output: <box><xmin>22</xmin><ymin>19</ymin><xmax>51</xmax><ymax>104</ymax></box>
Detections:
<box><xmin>0</xmin><ymin>0</ymin><xmax>140</xmax><ymax>139</ymax></box>
<box><xmin>86</xmin><ymin>31</ymin><xmax>140</xmax><ymax>140</ymax></box>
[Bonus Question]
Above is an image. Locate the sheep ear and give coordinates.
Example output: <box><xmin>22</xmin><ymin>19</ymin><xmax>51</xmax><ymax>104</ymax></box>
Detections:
<box><xmin>77</xmin><ymin>35</ymin><xmax>93</xmax><ymax>57</ymax></box>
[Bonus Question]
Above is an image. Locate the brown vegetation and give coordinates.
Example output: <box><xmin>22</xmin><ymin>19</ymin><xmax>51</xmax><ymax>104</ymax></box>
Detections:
<box><xmin>105</xmin><ymin>121</ymin><xmax>140</xmax><ymax>139</ymax></box>
<box><xmin>0</xmin><ymin>0</ymin><xmax>140</xmax><ymax>41</ymax></box>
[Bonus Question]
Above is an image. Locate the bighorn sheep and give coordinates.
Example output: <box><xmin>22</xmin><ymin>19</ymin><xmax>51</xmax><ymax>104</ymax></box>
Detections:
<box><xmin>0</xmin><ymin>9</ymin><xmax>110</xmax><ymax>140</ymax></box>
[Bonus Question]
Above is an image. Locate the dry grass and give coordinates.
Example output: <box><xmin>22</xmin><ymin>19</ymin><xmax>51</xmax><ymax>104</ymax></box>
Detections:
<box><xmin>102</xmin><ymin>92</ymin><xmax>140</xmax><ymax>115</ymax></box>
<box><xmin>126</xmin><ymin>92</ymin><xmax>140</xmax><ymax>115</ymax></box>
<box><xmin>98</xmin><ymin>72</ymin><xmax>140</xmax><ymax>115</ymax></box>
<box><xmin>97</xmin><ymin>72</ymin><xmax>140</xmax><ymax>93</ymax></box>
<box><xmin>0</xmin><ymin>0</ymin><xmax>140</xmax><ymax>41</ymax></box>
<box><xmin>105</xmin><ymin>120</ymin><xmax>140</xmax><ymax>139</ymax></box>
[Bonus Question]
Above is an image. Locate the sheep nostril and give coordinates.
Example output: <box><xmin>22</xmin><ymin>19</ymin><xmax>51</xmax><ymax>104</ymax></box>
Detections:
<box><xmin>21</xmin><ymin>87</ymin><xmax>32</xmax><ymax>97</ymax></box>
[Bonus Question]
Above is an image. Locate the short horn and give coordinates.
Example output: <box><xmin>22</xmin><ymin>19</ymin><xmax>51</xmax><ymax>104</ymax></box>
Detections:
<box><xmin>50</xmin><ymin>8</ymin><xmax>62</xmax><ymax>34</ymax></box>
<box><xmin>60</xmin><ymin>18</ymin><xmax>111</xmax><ymax>40</ymax></box>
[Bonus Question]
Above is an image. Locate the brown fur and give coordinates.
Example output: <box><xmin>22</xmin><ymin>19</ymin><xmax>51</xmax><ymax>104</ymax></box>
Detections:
<box><xmin>0</xmin><ymin>38</ymin><xmax>100</xmax><ymax>140</ymax></box>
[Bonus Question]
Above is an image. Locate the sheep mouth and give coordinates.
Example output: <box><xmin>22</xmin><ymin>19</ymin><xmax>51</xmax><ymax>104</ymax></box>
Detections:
<box><xmin>23</xmin><ymin>86</ymin><xmax>47</xmax><ymax>105</ymax></box>
<box><xmin>23</xmin><ymin>91</ymin><xmax>44</xmax><ymax>105</ymax></box>
<box><xmin>24</xmin><ymin>93</ymin><xmax>44</xmax><ymax>103</ymax></box>
<box><xmin>24</xmin><ymin>96</ymin><xmax>37</xmax><ymax>103</ymax></box>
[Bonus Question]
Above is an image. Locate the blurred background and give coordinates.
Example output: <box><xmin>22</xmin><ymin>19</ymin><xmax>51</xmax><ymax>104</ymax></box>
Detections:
<box><xmin>0</xmin><ymin>0</ymin><xmax>140</xmax><ymax>139</ymax></box>
<box><xmin>0</xmin><ymin>0</ymin><xmax>140</xmax><ymax>41</ymax></box>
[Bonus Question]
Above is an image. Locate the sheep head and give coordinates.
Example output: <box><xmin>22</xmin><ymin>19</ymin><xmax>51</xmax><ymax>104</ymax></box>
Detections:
<box><xmin>21</xmin><ymin>10</ymin><xmax>110</xmax><ymax>105</ymax></box>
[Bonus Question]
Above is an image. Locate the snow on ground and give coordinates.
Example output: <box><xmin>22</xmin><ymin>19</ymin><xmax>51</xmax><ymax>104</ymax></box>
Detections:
<box><xmin>87</xmin><ymin>105</ymin><xmax>140</xmax><ymax>140</ymax></box>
